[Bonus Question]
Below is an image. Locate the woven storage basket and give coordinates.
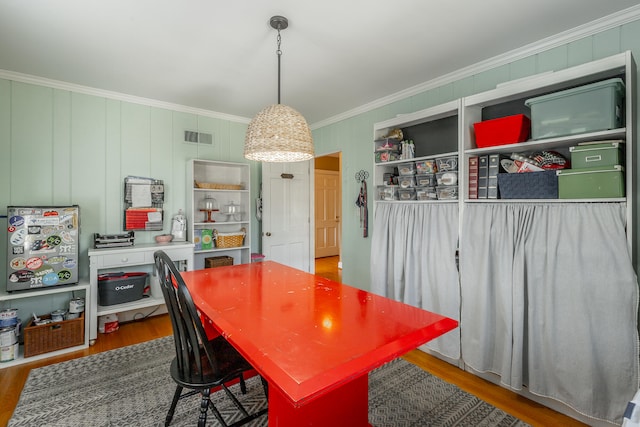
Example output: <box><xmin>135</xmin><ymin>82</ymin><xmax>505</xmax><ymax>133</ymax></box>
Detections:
<box><xmin>23</xmin><ymin>312</ymin><xmax>85</xmax><ymax>357</ymax></box>
<box><xmin>213</xmin><ymin>227</ymin><xmax>246</xmax><ymax>248</ymax></box>
<box><xmin>497</xmin><ymin>170</ymin><xmax>558</xmax><ymax>199</ymax></box>
<box><xmin>194</xmin><ymin>181</ymin><xmax>244</xmax><ymax>190</ymax></box>
<box><xmin>205</xmin><ymin>256</ymin><xmax>234</xmax><ymax>268</ymax></box>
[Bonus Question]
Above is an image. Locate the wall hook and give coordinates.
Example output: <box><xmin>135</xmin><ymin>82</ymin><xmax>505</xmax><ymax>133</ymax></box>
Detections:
<box><xmin>355</xmin><ymin>170</ymin><xmax>369</xmax><ymax>182</ymax></box>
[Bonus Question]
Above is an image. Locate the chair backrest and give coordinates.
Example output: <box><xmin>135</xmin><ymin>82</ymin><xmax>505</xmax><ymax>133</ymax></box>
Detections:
<box><xmin>154</xmin><ymin>250</ymin><xmax>221</xmax><ymax>382</ymax></box>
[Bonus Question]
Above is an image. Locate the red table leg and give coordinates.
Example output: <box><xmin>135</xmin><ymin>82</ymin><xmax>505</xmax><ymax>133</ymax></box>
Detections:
<box><xmin>268</xmin><ymin>373</ymin><xmax>370</xmax><ymax>426</ymax></box>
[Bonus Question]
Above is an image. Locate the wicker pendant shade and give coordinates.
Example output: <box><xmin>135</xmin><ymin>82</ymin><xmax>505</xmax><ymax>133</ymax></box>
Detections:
<box><xmin>244</xmin><ymin>15</ymin><xmax>314</xmax><ymax>162</ymax></box>
<box><xmin>244</xmin><ymin>104</ymin><xmax>314</xmax><ymax>162</ymax></box>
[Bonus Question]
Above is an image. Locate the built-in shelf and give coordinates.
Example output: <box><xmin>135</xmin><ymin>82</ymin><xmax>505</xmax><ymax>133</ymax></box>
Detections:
<box><xmin>0</xmin><ymin>281</ymin><xmax>91</xmax><ymax>369</ymax></box>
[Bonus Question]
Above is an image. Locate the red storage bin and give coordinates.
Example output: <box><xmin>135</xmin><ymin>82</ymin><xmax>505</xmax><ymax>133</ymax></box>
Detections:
<box><xmin>473</xmin><ymin>114</ymin><xmax>531</xmax><ymax>148</ymax></box>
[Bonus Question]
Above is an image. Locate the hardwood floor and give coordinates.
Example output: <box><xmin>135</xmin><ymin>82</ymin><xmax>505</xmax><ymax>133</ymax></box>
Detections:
<box><xmin>314</xmin><ymin>255</ymin><xmax>342</xmax><ymax>282</ymax></box>
<box><xmin>0</xmin><ymin>257</ymin><xmax>587</xmax><ymax>427</ymax></box>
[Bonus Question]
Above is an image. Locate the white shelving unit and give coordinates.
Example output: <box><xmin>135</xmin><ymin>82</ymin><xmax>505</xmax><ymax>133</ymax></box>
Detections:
<box><xmin>0</xmin><ymin>281</ymin><xmax>91</xmax><ymax>368</ymax></box>
<box><xmin>373</xmin><ymin>100</ymin><xmax>461</xmax><ymax>207</ymax></box>
<box><xmin>186</xmin><ymin>159</ymin><xmax>251</xmax><ymax>270</ymax></box>
<box><xmin>88</xmin><ymin>242</ymin><xmax>194</xmax><ymax>342</ymax></box>
<box><xmin>460</xmin><ymin>51</ymin><xmax>635</xmax><ymax>258</ymax></box>
<box><xmin>373</xmin><ymin>52</ymin><xmax>635</xmax><ymax>258</ymax></box>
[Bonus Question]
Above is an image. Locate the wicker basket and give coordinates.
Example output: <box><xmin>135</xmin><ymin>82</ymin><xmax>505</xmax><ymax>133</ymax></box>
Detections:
<box><xmin>23</xmin><ymin>312</ymin><xmax>85</xmax><ymax>358</ymax></box>
<box><xmin>194</xmin><ymin>181</ymin><xmax>244</xmax><ymax>190</ymax></box>
<box><xmin>205</xmin><ymin>256</ymin><xmax>234</xmax><ymax>268</ymax></box>
<box><xmin>213</xmin><ymin>228</ymin><xmax>246</xmax><ymax>248</ymax></box>
<box><xmin>497</xmin><ymin>170</ymin><xmax>558</xmax><ymax>199</ymax></box>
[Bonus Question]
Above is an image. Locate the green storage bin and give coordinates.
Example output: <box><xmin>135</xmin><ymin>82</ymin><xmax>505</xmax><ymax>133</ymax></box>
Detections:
<box><xmin>569</xmin><ymin>142</ymin><xmax>623</xmax><ymax>169</ymax></box>
<box><xmin>525</xmin><ymin>78</ymin><xmax>625</xmax><ymax>139</ymax></box>
<box><xmin>557</xmin><ymin>165</ymin><xmax>624</xmax><ymax>199</ymax></box>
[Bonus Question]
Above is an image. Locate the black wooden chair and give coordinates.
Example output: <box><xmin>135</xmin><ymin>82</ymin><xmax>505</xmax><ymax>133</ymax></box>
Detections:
<box><xmin>154</xmin><ymin>250</ymin><xmax>268</xmax><ymax>427</ymax></box>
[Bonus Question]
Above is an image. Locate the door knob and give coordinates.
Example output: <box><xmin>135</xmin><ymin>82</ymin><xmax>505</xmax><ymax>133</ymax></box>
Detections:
<box><xmin>266</xmin><ymin>232</ymin><xmax>271</xmax><ymax>236</ymax></box>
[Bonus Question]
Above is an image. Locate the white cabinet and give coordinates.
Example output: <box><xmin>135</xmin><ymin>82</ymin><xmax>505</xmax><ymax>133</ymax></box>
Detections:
<box><xmin>372</xmin><ymin>51</ymin><xmax>637</xmax><ymax>425</ymax></box>
<box><xmin>88</xmin><ymin>242</ymin><xmax>194</xmax><ymax>342</ymax></box>
<box><xmin>186</xmin><ymin>159</ymin><xmax>251</xmax><ymax>269</ymax></box>
<box><xmin>0</xmin><ymin>282</ymin><xmax>91</xmax><ymax>368</ymax></box>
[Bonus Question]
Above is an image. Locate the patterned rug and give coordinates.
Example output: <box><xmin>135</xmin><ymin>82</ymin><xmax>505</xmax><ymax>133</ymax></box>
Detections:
<box><xmin>9</xmin><ymin>336</ymin><xmax>528</xmax><ymax>427</ymax></box>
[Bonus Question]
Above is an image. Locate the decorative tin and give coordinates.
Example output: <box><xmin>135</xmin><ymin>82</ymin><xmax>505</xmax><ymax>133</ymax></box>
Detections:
<box><xmin>51</xmin><ymin>310</ymin><xmax>66</xmax><ymax>322</ymax></box>
<box><xmin>69</xmin><ymin>297</ymin><xmax>85</xmax><ymax>313</ymax></box>
<box><xmin>0</xmin><ymin>309</ymin><xmax>18</xmax><ymax>327</ymax></box>
<box><xmin>0</xmin><ymin>343</ymin><xmax>18</xmax><ymax>362</ymax></box>
<box><xmin>0</xmin><ymin>326</ymin><xmax>17</xmax><ymax>347</ymax></box>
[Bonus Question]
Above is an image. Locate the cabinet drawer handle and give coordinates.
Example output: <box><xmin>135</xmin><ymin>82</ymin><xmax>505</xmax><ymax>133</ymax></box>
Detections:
<box><xmin>121</xmin><ymin>257</ymin><xmax>128</xmax><ymax>263</ymax></box>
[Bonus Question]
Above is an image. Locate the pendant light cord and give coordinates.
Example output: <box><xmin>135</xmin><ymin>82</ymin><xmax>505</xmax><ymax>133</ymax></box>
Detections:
<box><xmin>276</xmin><ymin>25</ymin><xmax>282</xmax><ymax>104</ymax></box>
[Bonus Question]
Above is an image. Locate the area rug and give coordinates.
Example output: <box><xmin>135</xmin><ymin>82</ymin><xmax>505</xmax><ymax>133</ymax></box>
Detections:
<box><xmin>9</xmin><ymin>336</ymin><xmax>528</xmax><ymax>427</ymax></box>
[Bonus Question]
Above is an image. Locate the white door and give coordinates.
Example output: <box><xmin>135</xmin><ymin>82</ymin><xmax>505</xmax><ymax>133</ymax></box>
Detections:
<box><xmin>315</xmin><ymin>170</ymin><xmax>341</xmax><ymax>258</ymax></box>
<box><xmin>262</xmin><ymin>161</ymin><xmax>312</xmax><ymax>272</ymax></box>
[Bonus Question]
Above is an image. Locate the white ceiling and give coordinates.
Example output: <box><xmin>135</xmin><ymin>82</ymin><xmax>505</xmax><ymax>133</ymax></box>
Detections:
<box><xmin>1</xmin><ymin>1</ymin><xmax>640</xmax><ymax>126</ymax></box>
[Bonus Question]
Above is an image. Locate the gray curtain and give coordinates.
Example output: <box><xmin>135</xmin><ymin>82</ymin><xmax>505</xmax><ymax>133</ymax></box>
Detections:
<box><xmin>371</xmin><ymin>202</ymin><xmax>460</xmax><ymax>359</ymax></box>
<box><xmin>460</xmin><ymin>202</ymin><xmax>639</xmax><ymax>424</ymax></box>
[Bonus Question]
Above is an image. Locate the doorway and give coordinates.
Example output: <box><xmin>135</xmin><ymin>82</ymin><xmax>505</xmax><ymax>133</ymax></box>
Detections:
<box><xmin>314</xmin><ymin>153</ymin><xmax>342</xmax><ymax>272</ymax></box>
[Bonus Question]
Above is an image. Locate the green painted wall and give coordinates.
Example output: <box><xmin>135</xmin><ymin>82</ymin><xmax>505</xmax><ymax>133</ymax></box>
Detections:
<box><xmin>0</xmin><ymin>87</ymin><xmax>259</xmax><ymax>281</ymax></box>
<box><xmin>312</xmin><ymin>19</ymin><xmax>640</xmax><ymax>290</ymax></box>
<box><xmin>2</xmin><ymin>18</ymin><xmax>640</xmax><ymax>291</ymax></box>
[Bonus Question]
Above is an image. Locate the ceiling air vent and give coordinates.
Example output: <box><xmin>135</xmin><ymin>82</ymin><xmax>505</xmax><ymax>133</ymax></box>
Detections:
<box><xmin>184</xmin><ymin>130</ymin><xmax>213</xmax><ymax>145</ymax></box>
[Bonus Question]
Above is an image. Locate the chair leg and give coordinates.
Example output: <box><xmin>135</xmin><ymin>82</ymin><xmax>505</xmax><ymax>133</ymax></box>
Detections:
<box><xmin>239</xmin><ymin>373</ymin><xmax>247</xmax><ymax>394</ymax></box>
<box><xmin>221</xmin><ymin>384</ymin><xmax>251</xmax><ymax>418</ymax></box>
<box><xmin>166</xmin><ymin>385</ymin><xmax>183</xmax><ymax>426</ymax></box>
<box><xmin>199</xmin><ymin>388</ymin><xmax>211</xmax><ymax>427</ymax></box>
<box><xmin>206</xmin><ymin>390</ymin><xmax>229</xmax><ymax>427</ymax></box>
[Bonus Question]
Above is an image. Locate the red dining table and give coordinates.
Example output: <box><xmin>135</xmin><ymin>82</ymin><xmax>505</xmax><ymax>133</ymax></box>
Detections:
<box><xmin>180</xmin><ymin>261</ymin><xmax>458</xmax><ymax>426</ymax></box>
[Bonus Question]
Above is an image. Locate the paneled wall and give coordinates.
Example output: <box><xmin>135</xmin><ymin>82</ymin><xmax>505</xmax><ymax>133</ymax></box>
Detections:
<box><xmin>2</xmin><ymin>17</ymin><xmax>640</xmax><ymax>291</ymax></box>
<box><xmin>0</xmin><ymin>84</ymin><xmax>260</xmax><ymax>281</ymax></box>
<box><xmin>312</xmin><ymin>18</ymin><xmax>640</xmax><ymax>290</ymax></box>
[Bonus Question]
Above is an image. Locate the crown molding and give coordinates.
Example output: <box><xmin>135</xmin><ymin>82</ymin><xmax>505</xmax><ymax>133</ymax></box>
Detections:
<box><xmin>2</xmin><ymin>4</ymin><xmax>639</xmax><ymax>130</ymax></box>
<box><xmin>310</xmin><ymin>4</ymin><xmax>640</xmax><ymax>130</ymax></box>
<box><xmin>0</xmin><ymin>69</ymin><xmax>251</xmax><ymax>124</ymax></box>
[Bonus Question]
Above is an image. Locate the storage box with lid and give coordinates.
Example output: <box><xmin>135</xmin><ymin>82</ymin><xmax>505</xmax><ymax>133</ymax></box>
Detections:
<box><xmin>375</xmin><ymin>150</ymin><xmax>400</xmax><ymax>163</ymax></box>
<box><xmin>397</xmin><ymin>162</ymin><xmax>416</xmax><ymax>175</ymax></box>
<box><xmin>23</xmin><ymin>312</ymin><xmax>85</xmax><ymax>357</ymax></box>
<box><xmin>569</xmin><ymin>142</ymin><xmax>623</xmax><ymax>169</ymax></box>
<box><xmin>436</xmin><ymin>171</ymin><xmax>458</xmax><ymax>186</ymax></box>
<box><xmin>415</xmin><ymin>174</ymin><xmax>436</xmax><ymax>187</ymax></box>
<box><xmin>415</xmin><ymin>159</ymin><xmax>437</xmax><ymax>174</ymax></box>
<box><xmin>416</xmin><ymin>187</ymin><xmax>437</xmax><ymax>200</ymax></box>
<box><xmin>398</xmin><ymin>175</ymin><xmax>416</xmax><ymax>188</ymax></box>
<box><xmin>435</xmin><ymin>156</ymin><xmax>458</xmax><ymax>172</ymax></box>
<box><xmin>557</xmin><ymin>165</ymin><xmax>624</xmax><ymax>199</ymax></box>
<box><xmin>525</xmin><ymin>78</ymin><xmax>625</xmax><ymax>139</ymax></box>
<box><xmin>377</xmin><ymin>185</ymin><xmax>398</xmax><ymax>201</ymax></box>
<box><xmin>374</xmin><ymin>138</ymin><xmax>400</xmax><ymax>152</ymax></box>
<box><xmin>98</xmin><ymin>272</ymin><xmax>147</xmax><ymax>306</ymax></box>
<box><xmin>497</xmin><ymin>170</ymin><xmax>559</xmax><ymax>199</ymax></box>
<box><xmin>473</xmin><ymin>114</ymin><xmax>531</xmax><ymax>148</ymax></box>
<box><xmin>397</xmin><ymin>188</ymin><xmax>417</xmax><ymax>200</ymax></box>
<box><xmin>436</xmin><ymin>186</ymin><xmax>458</xmax><ymax>200</ymax></box>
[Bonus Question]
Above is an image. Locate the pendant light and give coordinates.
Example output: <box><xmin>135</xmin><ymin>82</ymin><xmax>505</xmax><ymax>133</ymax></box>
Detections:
<box><xmin>244</xmin><ymin>16</ymin><xmax>314</xmax><ymax>162</ymax></box>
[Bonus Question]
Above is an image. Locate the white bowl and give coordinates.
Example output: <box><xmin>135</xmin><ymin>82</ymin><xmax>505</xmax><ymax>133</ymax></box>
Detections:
<box><xmin>155</xmin><ymin>234</ymin><xmax>173</xmax><ymax>244</ymax></box>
